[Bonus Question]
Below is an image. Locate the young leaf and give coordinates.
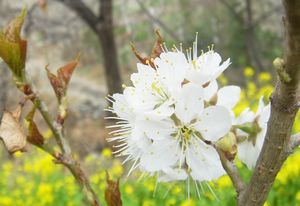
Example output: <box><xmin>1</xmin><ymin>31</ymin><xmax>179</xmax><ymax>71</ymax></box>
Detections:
<box><xmin>105</xmin><ymin>172</ymin><xmax>122</xmax><ymax>206</ymax></box>
<box><xmin>0</xmin><ymin>105</ymin><xmax>26</xmax><ymax>153</ymax></box>
<box><xmin>0</xmin><ymin>9</ymin><xmax>27</xmax><ymax>81</ymax></box>
<box><xmin>46</xmin><ymin>55</ymin><xmax>79</xmax><ymax>101</ymax></box>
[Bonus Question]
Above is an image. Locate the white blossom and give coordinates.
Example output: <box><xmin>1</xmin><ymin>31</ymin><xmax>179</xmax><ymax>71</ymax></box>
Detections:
<box><xmin>107</xmin><ymin>39</ymin><xmax>234</xmax><ymax>184</ymax></box>
<box><xmin>237</xmin><ymin>97</ymin><xmax>271</xmax><ymax>169</ymax></box>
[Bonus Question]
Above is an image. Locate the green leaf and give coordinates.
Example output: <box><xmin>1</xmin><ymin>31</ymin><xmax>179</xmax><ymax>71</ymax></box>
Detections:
<box><xmin>0</xmin><ymin>9</ymin><xmax>27</xmax><ymax>81</ymax></box>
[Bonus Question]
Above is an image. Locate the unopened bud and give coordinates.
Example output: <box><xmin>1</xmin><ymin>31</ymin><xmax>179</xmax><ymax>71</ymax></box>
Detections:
<box><xmin>216</xmin><ymin>132</ymin><xmax>237</xmax><ymax>161</ymax></box>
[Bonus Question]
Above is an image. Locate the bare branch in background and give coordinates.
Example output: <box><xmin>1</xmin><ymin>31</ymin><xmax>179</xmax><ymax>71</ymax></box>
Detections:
<box><xmin>218</xmin><ymin>0</ymin><xmax>244</xmax><ymax>24</ymax></box>
<box><xmin>136</xmin><ymin>0</ymin><xmax>181</xmax><ymax>42</ymax></box>
<box><xmin>252</xmin><ymin>4</ymin><xmax>282</xmax><ymax>28</ymax></box>
<box><xmin>55</xmin><ymin>0</ymin><xmax>122</xmax><ymax>95</ymax></box>
<box><xmin>239</xmin><ymin>1</ymin><xmax>300</xmax><ymax>205</ymax></box>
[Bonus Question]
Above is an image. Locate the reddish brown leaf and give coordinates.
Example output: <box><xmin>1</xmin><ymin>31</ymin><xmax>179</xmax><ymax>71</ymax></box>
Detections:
<box><xmin>105</xmin><ymin>172</ymin><xmax>122</xmax><ymax>206</ymax></box>
<box><xmin>25</xmin><ymin>107</ymin><xmax>44</xmax><ymax>146</ymax></box>
<box><xmin>57</xmin><ymin>55</ymin><xmax>80</xmax><ymax>86</ymax></box>
<box><xmin>46</xmin><ymin>56</ymin><xmax>79</xmax><ymax>100</ymax></box>
<box><xmin>46</xmin><ymin>65</ymin><xmax>65</xmax><ymax>99</ymax></box>
<box><xmin>0</xmin><ymin>105</ymin><xmax>26</xmax><ymax>153</ymax></box>
<box><xmin>131</xmin><ymin>30</ymin><xmax>164</xmax><ymax>68</ymax></box>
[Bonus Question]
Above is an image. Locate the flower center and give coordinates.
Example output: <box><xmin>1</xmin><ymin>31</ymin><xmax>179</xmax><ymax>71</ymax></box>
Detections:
<box><xmin>180</xmin><ymin>125</ymin><xmax>192</xmax><ymax>141</ymax></box>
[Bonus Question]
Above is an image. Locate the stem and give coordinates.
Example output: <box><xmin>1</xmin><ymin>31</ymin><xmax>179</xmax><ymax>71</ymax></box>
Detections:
<box><xmin>217</xmin><ymin>149</ymin><xmax>245</xmax><ymax>198</ymax></box>
<box><xmin>22</xmin><ymin>84</ymin><xmax>101</xmax><ymax>206</ymax></box>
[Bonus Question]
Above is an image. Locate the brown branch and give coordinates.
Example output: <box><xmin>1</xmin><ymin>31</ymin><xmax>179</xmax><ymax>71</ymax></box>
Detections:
<box><xmin>55</xmin><ymin>0</ymin><xmax>99</xmax><ymax>32</ymax></box>
<box><xmin>136</xmin><ymin>0</ymin><xmax>181</xmax><ymax>42</ymax></box>
<box><xmin>56</xmin><ymin>0</ymin><xmax>123</xmax><ymax>95</ymax></box>
<box><xmin>217</xmin><ymin>149</ymin><xmax>246</xmax><ymax>197</ymax></box>
<box><xmin>238</xmin><ymin>1</ymin><xmax>300</xmax><ymax>205</ymax></box>
<box><xmin>252</xmin><ymin>5</ymin><xmax>282</xmax><ymax>28</ymax></box>
<box><xmin>217</xmin><ymin>0</ymin><xmax>244</xmax><ymax>24</ymax></box>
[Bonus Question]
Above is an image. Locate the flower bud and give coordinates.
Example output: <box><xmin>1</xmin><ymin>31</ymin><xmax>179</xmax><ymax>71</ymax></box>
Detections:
<box><xmin>216</xmin><ymin>132</ymin><xmax>237</xmax><ymax>161</ymax></box>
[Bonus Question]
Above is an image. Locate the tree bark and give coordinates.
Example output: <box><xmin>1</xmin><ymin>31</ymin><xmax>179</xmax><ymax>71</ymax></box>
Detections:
<box><xmin>96</xmin><ymin>0</ymin><xmax>122</xmax><ymax>96</ymax></box>
<box><xmin>56</xmin><ymin>0</ymin><xmax>122</xmax><ymax>95</ymax></box>
<box><xmin>239</xmin><ymin>1</ymin><xmax>300</xmax><ymax>205</ymax></box>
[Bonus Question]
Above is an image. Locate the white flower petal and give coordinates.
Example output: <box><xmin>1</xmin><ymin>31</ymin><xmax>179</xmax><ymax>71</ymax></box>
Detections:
<box><xmin>136</xmin><ymin>116</ymin><xmax>175</xmax><ymax>140</ymax></box>
<box><xmin>175</xmin><ymin>83</ymin><xmax>204</xmax><ymax>124</ymax></box>
<box><xmin>131</xmin><ymin>63</ymin><xmax>156</xmax><ymax>88</ymax></box>
<box><xmin>258</xmin><ymin>103</ymin><xmax>271</xmax><ymax>126</ymax></box>
<box><xmin>233</xmin><ymin>108</ymin><xmax>255</xmax><ymax>125</ymax></box>
<box><xmin>237</xmin><ymin>130</ymin><xmax>266</xmax><ymax>170</ymax></box>
<box><xmin>112</xmin><ymin>93</ymin><xmax>134</xmax><ymax>121</ymax></box>
<box><xmin>237</xmin><ymin>140</ymin><xmax>259</xmax><ymax>169</ymax></box>
<box><xmin>155</xmin><ymin>52</ymin><xmax>188</xmax><ymax>92</ymax></box>
<box><xmin>195</xmin><ymin>106</ymin><xmax>232</xmax><ymax>141</ymax></box>
<box><xmin>186</xmin><ymin>138</ymin><xmax>225</xmax><ymax>181</ymax></box>
<box><xmin>158</xmin><ymin>167</ymin><xmax>188</xmax><ymax>182</ymax></box>
<box><xmin>217</xmin><ymin>85</ymin><xmax>241</xmax><ymax>109</ymax></box>
<box><xmin>204</xmin><ymin>80</ymin><xmax>218</xmax><ymax>101</ymax></box>
<box><xmin>140</xmin><ymin>138</ymin><xmax>179</xmax><ymax>172</ymax></box>
<box><xmin>210</xmin><ymin>58</ymin><xmax>231</xmax><ymax>81</ymax></box>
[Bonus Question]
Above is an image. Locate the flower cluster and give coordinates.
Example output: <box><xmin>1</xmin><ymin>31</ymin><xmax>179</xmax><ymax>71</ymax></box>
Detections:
<box><xmin>107</xmin><ymin>39</ymin><xmax>270</xmax><ymax>184</ymax></box>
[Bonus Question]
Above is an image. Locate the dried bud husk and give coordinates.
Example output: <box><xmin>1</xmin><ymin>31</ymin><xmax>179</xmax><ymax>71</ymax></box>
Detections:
<box><xmin>105</xmin><ymin>172</ymin><xmax>122</xmax><ymax>206</ymax></box>
<box><xmin>0</xmin><ymin>105</ymin><xmax>26</xmax><ymax>153</ymax></box>
<box><xmin>25</xmin><ymin>107</ymin><xmax>44</xmax><ymax>146</ymax></box>
<box><xmin>131</xmin><ymin>30</ymin><xmax>163</xmax><ymax>68</ymax></box>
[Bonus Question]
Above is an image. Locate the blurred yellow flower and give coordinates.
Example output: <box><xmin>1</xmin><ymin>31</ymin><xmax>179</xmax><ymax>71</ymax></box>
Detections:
<box><xmin>296</xmin><ymin>191</ymin><xmax>300</xmax><ymax>201</ymax></box>
<box><xmin>247</xmin><ymin>82</ymin><xmax>257</xmax><ymax>97</ymax></box>
<box><xmin>244</xmin><ymin>67</ymin><xmax>255</xmax><ymax>77</ymax></box>
<box><xmin>14</xmin><ymin>151</ymin><xmax>23</xmax><ymax>158</ymax></box>
<box><xmin>142</xmin><ymin>199</ymin><xmax>155</xmax><ymax>206</ymax></box>
<box><xmin>112</xmin><ymin>162</ymin><xmax>124</xmax><ymax>176</ymax></box>
<box><xmin>180</xmin><ymin>199</ymin><xmax>196</xmax><ymax>206</ymax></box>
<box><xmin>166</xmin><ymin>198</ymin><xmax>176</xmax><ymax>206</ymax></box>
<box><xmin>144</xmin><ymin>182</ymin><xmax>155</xmax><ymax>192</ymax></box>
<box><xmin>102</xmin><ymin>148</ymin><xmax>112</xmax><ymax>158</ymax></box>
<box><xmin>276</xmin><ymin>153</ymin><xmax>300</xmax><ymax>184</ymax></box>
<box><xmin>0</xmin><ymin>197</ymin><xmax>13</xmax><ymax>205</ymax></box>
<box><xmin>125</xmin><ymin>185</ymin><xmax>134</xmax><ymax>195</ymax></box>
<box><xmin>258</xmin><ymin>72</ymin><xmax>272</xmax><ymax>82</ymax></box>
<box><xmin>37</xmin><ymin>183</ymin><xmax>54</xmax><ymax>204</ymax></box>
<box><xmin>217</xmin><ymin>175</ymin><xmax>232</xmax><ymax>188</ymax></box>
<box><xmin>172</xmin><ymin>185</ymin><xmax>182</xmax><ymax>194</ymax></box>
